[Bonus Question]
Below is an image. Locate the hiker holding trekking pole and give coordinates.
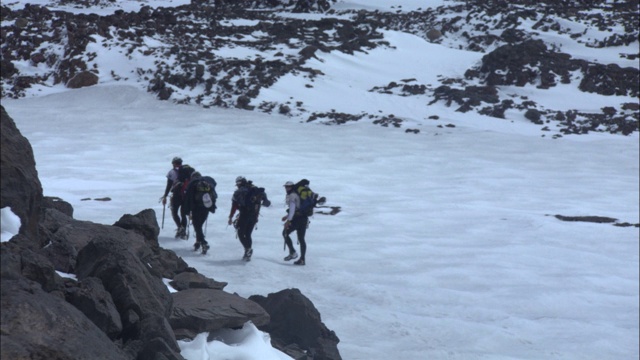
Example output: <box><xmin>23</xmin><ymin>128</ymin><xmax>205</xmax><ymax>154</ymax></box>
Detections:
<box><xmin>159</xmin><ymin>157</ymin><xmax>194</xmax><ymax>240</ymax></box>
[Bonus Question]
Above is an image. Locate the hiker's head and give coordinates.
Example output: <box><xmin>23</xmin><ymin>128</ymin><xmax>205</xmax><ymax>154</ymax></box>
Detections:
<box><xmin>284</xmin><ymin>181</ymin><xmax>294</xmax><ymax>192</ymax></box>
<box><xmin>172</xmin><ymin>157</ymin><xmax>182</xmax><ymax>167</ymax></box>
<box><xmin>191</xmin><ymin>171</ymin><xmax>201</xmax><ymax>180</ymax></box>
<box><xmin>236</xmin><ymin>176</ymin><xmax>247</xmax><ymax>187</ymax></box>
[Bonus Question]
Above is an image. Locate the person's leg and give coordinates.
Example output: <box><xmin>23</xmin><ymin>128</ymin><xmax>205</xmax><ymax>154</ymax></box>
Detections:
<box><xmin>243</xmin><ymin>218</ymin><xmax>256</xmax><ymax>260</ymax></box>
<box><xmin>178</xmin><ymin>198</ymin><xmax>188</xmax><ymax>230</ymax></box>
<box><xmin>282</xmin><ymin>225</ymin><xmax>297</xmax><ymax>260</ymax></box>
<box><xmin>192</xmin><ymin>211</ymin><xmax>204</xmax><ymax>244</ymax></box>
<box><xmin>170</xmin><ymin>196</ymin><xmax>181</xmax><ymax>229</ymax></box>
<box><xmin>192</xmin><ymin>208</ymin><xmax>209</xmax><ymax>253</ymax></box>
<box><xmin>297</xmin><ymin>225</ymin><xmax>307</xmax><ymax>261</ymax></box>
<box><xmin>237</xmin><ymin>214</ymin><xmax>249</xmax><ymax>249</ymax></box>
<box><xmin>245</xmin><ymin>218</ymin><xmax>255</xmax><ymax>250</ymax></box>
<box><xmin>293</xmin><ymin>216</ymin><xmax>307</xmax><ymax>265</ymax></box>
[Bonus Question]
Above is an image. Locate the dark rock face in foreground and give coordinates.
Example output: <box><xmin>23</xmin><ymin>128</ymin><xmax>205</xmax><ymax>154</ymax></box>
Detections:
<box><xmin>0</xmin><ymin>106</ymin><xmax>43</xmax><ymax>246</ymax></box>
<box><xmin>0</xmin><ymin>106</ymin><xmax>342</xmax><ymax>359</ymax></box>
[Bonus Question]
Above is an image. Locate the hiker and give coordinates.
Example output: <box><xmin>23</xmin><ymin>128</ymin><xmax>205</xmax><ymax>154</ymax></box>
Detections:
<box><xmin>184</xmin><ymin>171</ymin><xmax>215</xmax><ymax>255</ymax></box>
<box><xmin>228</xmin><ymin>176</ymin><xmax>271</xmax><ymax>261</ymax></box>
<box><xmin>281</xmin><ymin>181</ymin><xmax>308</xmax><ymax>266</ymax></box>
<box><xmin>160</xmin><ymin>157</ymin><xmax>191</xmax><ymax>239</ymax></box>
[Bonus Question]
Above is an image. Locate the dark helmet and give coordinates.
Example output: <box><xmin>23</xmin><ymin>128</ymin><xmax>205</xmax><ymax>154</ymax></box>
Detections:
<box><xmin>235</xmin><ymin>176</ymin><xmax>246</xmax><ymax>186</ymax></box>
<box><xmin>172</xmin><ymin>156</ymin><xmax>183</xmax><ymax>165</ymax></box>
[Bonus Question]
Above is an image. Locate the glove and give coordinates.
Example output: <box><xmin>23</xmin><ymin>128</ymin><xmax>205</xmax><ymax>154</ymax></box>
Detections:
<box><xmin>160</xmin><ymin>196</ymin><xmax>167</xmax><ymax>205</ymax></box>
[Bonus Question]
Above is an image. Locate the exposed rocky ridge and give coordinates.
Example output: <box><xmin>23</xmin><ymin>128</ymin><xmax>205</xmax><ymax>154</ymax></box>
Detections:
<box><xmin>0</xmin><ymin>0</ymin><xmax>637</xmax><ymax>136</ymax></box>
<box><xmin>1</xmin><ymin>105</ymin><xmax>341</xmax><ymax>359</ymax></box>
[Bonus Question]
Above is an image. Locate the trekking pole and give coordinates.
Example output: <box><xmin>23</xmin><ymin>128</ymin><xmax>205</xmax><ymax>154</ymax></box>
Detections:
<box><xmin>159</xmin><ymin>196</ymin><xmax>166</xmax><ymax>229</ymax></box>
<box><xmin>204</xmin><ymin>218</ymin><xmax>208</xmax><ymax>236</ymax></box>
<box><xmin>161</xmin><ymin>203</ymin><xmax>166</xmax><ymax>229</ymax></box>
<box><xmin>186</xmin><ymin>215</ymin><xmax>191</xmax><ymax>240</ymax></box>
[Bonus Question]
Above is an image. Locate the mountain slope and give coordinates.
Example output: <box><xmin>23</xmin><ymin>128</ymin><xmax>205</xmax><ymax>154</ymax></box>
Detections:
<box><xmin>1</xmin><ymin>0</ymin><xmax>638</xmax><ymax>136</ymax></box>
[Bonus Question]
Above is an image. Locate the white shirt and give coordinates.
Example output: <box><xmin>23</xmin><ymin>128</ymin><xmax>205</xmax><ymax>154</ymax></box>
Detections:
<box><xmin>285</xmin><ymin>192</ymin><xmax>300</xmax><ymax>221</ymax></box>
<box><xmin>166</xmin><ymin>167</ymin><xmax>179</xmax><ymax>182</ymax></box>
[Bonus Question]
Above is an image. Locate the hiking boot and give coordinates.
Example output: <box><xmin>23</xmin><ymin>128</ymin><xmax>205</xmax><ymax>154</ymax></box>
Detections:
<box><xmin>176</xmin><ymin>227</ymin><xmax>187</xmax><ymax>239</ymax></box>
<box><xmin>242</xmin><ymin>248</ymin><xmax>253</xmax><ymax>261</ymax></box>
<box><xmin>284</xmin><ymin>252</ymin><xmax>298</xmax><ymax>261</ymax></box>
<box><xmin>193</xmin><ymin>242</ymin><xmax>201</xmax><ymax>251</ymax></box>
<box><xmin>293</xmin><ymin>259</ymin><xmax>305</xmax><ymax>266</ymax></box>
<box><xmin>201</xmin><ymin>243</ymin><xmax>210</xmax><ymax>255</ymax></box>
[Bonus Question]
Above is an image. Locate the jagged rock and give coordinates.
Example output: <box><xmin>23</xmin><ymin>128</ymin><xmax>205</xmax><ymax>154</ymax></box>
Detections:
<box><xmin>45</xmin><ymin>215</ymin><xmax>153</xmax><ymax>273</ymax></box>
<box><xmin>136</xmin><ymin>315</ymin><xmax>184</xmax><ymax>359</ymax></box>
<box><xmin>169</xmin><ymin>288</ymin><xmax>270</xmax><ymax>340</ymax></box>
<box><xmin>113</xmin><ymin>208</ymin><xmax>160</xmax><ymax>247</ymax></box>
<box><xmin>17</xmin><ymin>244</ymin><xmax>64</xmax><ymax>293</ymax></box>
<box><xmin>1</xmin><ymin>276</ymin><xmax>130</xmax><ymax>360</ymax></box>
<box><xmin>42</xmin><ymin>196</ymin><xmax>74</xmax><ymax>217</ymax></box>
<box><xmin>74</xmin><ymin>234</ymin><xmax>177</xmax><ymax>352</ymax></box>
<box><xmin>250</xmin><ymin>288</ymin><xmax>342</xmax><ymax>360</ymax></box>
<box><xmin>64</xmin><ymin>276</ymin><xmax>123</xmax><ymax>340</ymax></box>
<box><xmin>0</xmin><ymin>106</ymin><xmax>43</xmax><ymax>247</ymax></box>
<box><xmin>169</xmin><ymin>271</ymin><xmax>228</xmax><ymax>291</ymax></box>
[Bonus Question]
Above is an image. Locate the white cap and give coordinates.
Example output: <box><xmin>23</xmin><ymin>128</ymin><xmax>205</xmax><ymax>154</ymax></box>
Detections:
<box><xmin>284</xmin><ymin>181</ymin><xmax>294</xmax><ymax>186</ymax></box>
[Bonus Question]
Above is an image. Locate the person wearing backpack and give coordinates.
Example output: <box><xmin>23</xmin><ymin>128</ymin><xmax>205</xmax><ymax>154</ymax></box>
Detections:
<box><xmin>160</xmin><ymin>157</ymin><xmax>192</xmax><ymax>239</ymax></box>
<box><xmin>281</xmin><ymin>180</ymin><xmax>309</xmax><ymax>266</ymax></box>
<box><xmin>184</xmin><ymin>171</ymin><xmax>216</xmax><ymax>255</ymax></box>
<box><xmin>227</xmin><ymin>176</ymin><xmax>271</xmax><ymax>261</ymax></box>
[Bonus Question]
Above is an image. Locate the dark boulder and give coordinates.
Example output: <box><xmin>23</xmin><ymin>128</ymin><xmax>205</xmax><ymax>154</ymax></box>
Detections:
<box><xmin>64</xmin><ymin>276</ymin><xmax>123</xmax><ymax>340</ymax></box>
<box><xmin>170</xmin><ymin>288</ymin><xmax>270</xmax><ymax>340</ymax></box>
<box><xmin>1</xmin><ymin>276</ymin><xmax>130</xmax><ymax>360</ymax></box>
<box><xmin>74</xmin><ymin>234</ymin><xmax>176</xmax><ymax>349</ymax></box>
<box><xmin>66</xmin><ymin>70</ymin><xmax>99</xmax><ymax>88</ymax></box>
<box><xmin>113</xmin><ymin>208</ymin><xmax>160</xmax><ymax>247</ymax></box>
<box><xmin>250</xmin><ymin>288</ymin><xmax>342</xmax><ymax>360</ymax></box>
<box><xmin>42</xmin><ymin>196</ymin><xmax>74</xmax><ymax>217</ymax></box>
<box><xmin>168</xmin><ymin>271</ymin><xmax>228</xmax><ymax>291</ymax></box>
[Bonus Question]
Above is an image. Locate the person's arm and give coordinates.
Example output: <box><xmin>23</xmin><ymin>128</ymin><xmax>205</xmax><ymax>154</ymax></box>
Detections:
<box><xmin>228</xmin><ymin>202</ymin><xmax>239</xmax><ymax>225</ymax></box>
<box><xmin>286</xmin><ymin>198</ymin><xmax>297</xmax><ymax>221</ymax></box>
<box><xmin>161</xmin><ymin>178</ymin><xmax>172</xmax><ymax>204</ymax></box>
<box><xmin>163</xmin><ymin>178</ymin><xmax>172</xmax><ymax>197</ymax></box>
<box><xmin>281</xmin><ymin>196</ymin><xmax>297</xmax><ymax>223</ymax></box>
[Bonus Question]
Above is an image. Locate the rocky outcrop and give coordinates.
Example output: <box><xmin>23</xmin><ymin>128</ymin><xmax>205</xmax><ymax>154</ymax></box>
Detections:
<box><xmin>1</xmin><ymin>108</ymin><xmax>342</xmax><ymax>359</ymax></box>
<box><xmin>0</xmin><ymin>106</ymin><xmax>43</xmax><ymax>246</ymax></box>
<box><xmin>1</xmin><ymin>272</ymin><xmax>130</xmax><ymax>360</ymax></box>
<box><xmin>250</xmin><ymin>288</ymin><xmax>342</xmax><ymax>360</ymax></box>
<box><xmin>170</xmin><ymin>289</ymin><xmax>271</xmax><ymax>340</ymax></box>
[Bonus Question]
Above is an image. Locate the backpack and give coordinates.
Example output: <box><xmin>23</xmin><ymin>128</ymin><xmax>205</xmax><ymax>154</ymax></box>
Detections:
<box><xmin>175</xmin><ymin>165</ymin><xmax>195</xmax><ymax>196</ymax></box>
<box><xmin>195</xmin><ymin>176</ymin><xmax>217</xmax><ymax>213</ymax></box>
<box><xmin>294</xmin><ymin>179</ymin><xmax>318</xmax><ymax>217</ymax></box>
<box><xmin>241</xmin><ymin>181</ymin><xmax>266</xmax><ymax>215</ymax></box>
